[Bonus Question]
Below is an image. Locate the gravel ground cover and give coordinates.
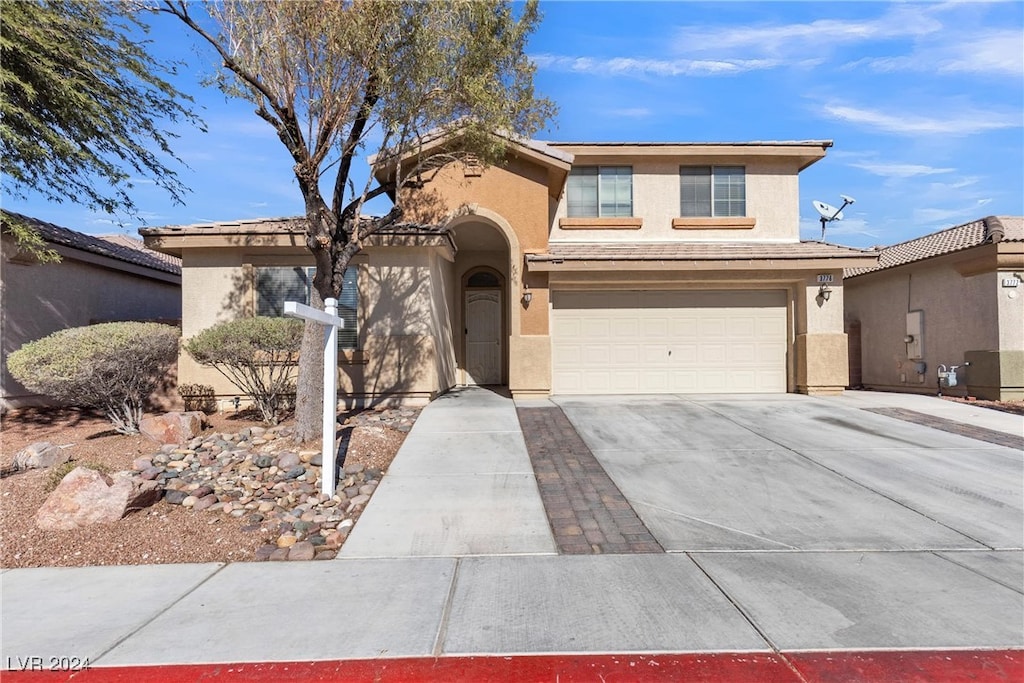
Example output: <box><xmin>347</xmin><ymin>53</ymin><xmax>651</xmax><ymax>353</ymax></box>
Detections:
<box><xmin>0</xmin><ymin>406</ymin><xmax>413</xmax><ymax>568</ymax></box>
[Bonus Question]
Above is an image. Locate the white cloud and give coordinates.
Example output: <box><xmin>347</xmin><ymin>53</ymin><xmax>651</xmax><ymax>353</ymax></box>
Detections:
<box><xmin>674</xmin><ymin>4</ymin><xmax>943</xmax><ymax>59</ymax></box>
<box><xmin>913</xmin><ymin>206</ymin><xmax>973</xmax><ymax>223</ymax></box>
<box><xmin>845</xmin><ymin>29</ymin><xmax>1024</xmax><ymax>77</ymax></box>
<box><xmin>822</xmin><ymin>103</ymin><xmax>1021</xmax><ymax>136</ymax></box>
<box><xmin>677</xmin><ymin>12</ymin><xmax>941</xmax><ymax>56</ymax></box>
<box><xmin>530</xmin><ymin>53</ymin><xmax>784</xmax><ymax>77</ymax></box>
<box><xmin>849</xmin><ymin>162</ymin><xmax>954</xmax><ymax>178</ymax></box>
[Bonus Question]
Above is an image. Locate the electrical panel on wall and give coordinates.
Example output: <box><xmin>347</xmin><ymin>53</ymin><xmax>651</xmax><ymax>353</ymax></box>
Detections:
<box><xmin>905</xmin><ymin>310</ymin><xmax>924</xmax><ymax>360</ymax></box>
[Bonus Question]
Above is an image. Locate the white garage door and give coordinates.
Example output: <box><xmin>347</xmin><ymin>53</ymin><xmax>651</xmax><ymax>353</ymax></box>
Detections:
<box><xmin>552</xmin><ymin>290</ymin><xmax>788</xmax><ymax>394</ymax></box>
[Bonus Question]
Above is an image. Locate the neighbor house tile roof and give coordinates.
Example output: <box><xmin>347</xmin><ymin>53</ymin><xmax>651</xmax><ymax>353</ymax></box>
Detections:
<box><xmin>139</xmin><ymin>215</ymin><xmax>445</xmax><ymax>236</ymax></box>
<box><xmin>845</xmin><ymin>216</ymin><xmax>1023</xmax><ymax>278</ymax></box>
<box><xmin>2</xmin><ymin>211</ymin><xmax>181</xmax><ymax>275</ymax></box>
<box><xmin>527</xmin><ymin>240</ymin><xmax>876</xmax><ymax>263</ymax></box>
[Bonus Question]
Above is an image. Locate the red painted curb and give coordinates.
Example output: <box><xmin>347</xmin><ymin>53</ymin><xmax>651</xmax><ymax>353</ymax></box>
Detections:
<box><xmin>788</xmin><ymin>649</ymin><xmax>1024</xmax><ymax>683</ymax></box>
<box><xmin>2</xmin><ymin>650</ymin><xmax>1020</xmax><ymax>682</ymax></box>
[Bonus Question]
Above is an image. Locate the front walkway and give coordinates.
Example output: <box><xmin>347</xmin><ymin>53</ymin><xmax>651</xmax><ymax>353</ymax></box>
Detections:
<box><xmin>339</xmin><ymin>387</ymin><xmax>556</xmax><ymax>557</ymax></box>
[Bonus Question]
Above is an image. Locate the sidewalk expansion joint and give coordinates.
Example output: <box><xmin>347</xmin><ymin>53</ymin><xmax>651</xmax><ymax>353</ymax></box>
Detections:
<box><xmin>516</xmin><ymin>406</ymin><xmax>664</xmax><ymax>555</ymax></box>
<box><xmin>91</xmin><ymin>562</ymin><xmax>230</xmax><ymax>665</ymax></box>
<box><xmin>431</xmin><ymin>558</ymin><xmax>462</xmax><ymax>657</ymax></box>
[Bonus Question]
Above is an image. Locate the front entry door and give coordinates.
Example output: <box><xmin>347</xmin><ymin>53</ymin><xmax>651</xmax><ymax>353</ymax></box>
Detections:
<box><xmin>465</xmin><ymin>289</ymin><xmax>502</xmax><ymax>385</ymax></box>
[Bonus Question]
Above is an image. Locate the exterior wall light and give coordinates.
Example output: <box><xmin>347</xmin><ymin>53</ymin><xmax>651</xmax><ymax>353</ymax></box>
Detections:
<box><xmin>521</xmin><ymin>284</ymin><xmax>533</xmax><ymax>307</ymax></box>
<box><xmin>817</xmin><ymin>284</ymin><xmax>833</xmax><ymax>302</ymax></box>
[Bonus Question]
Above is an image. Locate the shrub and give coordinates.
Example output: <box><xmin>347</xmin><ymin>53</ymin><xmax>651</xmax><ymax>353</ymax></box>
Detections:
<box><xmin>184</xmin><ymin>317</ymin><xmax>303</xmax><ymax>425</ymax></box>
<box><xmin>44</xmin><ymin>461</ymin><xmax>113</xmax><ymax>493</ymax></box>
<box><xmin>8</xmin><ymin>322</ymin><xmax>180</xmax><ymax>434</ymax></box>
<box><xmin>178</xmin><ymin>383</ymin><xmax>217</xmax><ymax>413</ymax></box>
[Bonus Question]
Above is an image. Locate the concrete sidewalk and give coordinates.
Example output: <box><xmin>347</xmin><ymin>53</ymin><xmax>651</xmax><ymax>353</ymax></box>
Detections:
<box><xmin>1</xmin><ymin>388</ymin><xmax>1022</xmax><ymax>678</ymax></box>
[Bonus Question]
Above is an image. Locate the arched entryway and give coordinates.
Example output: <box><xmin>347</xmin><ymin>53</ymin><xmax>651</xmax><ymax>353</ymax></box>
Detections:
<box><xmin>448</xmin><ymin>211</ymin><xmax>516</xmax><ymax>387</ymax></box>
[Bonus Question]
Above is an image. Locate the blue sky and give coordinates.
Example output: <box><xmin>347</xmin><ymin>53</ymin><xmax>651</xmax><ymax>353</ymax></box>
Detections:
<box><xmin>4</xmin><ymin>1</ymin><xmax>1022</xmax><ymax>249</ymax></box>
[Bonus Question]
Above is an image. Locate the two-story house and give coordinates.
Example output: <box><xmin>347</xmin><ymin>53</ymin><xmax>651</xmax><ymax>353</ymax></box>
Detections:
<box><xmin>141</xmin><ymin>133</ymin><xmax>877</xmax><ymax>406</ymax></box>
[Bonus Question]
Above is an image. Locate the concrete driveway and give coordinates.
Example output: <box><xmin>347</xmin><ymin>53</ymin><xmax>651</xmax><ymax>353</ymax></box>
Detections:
<box><xmin>555</xmin><ymin>394</ymin><xmax>1023</xmax><ymax>553</ymax></box>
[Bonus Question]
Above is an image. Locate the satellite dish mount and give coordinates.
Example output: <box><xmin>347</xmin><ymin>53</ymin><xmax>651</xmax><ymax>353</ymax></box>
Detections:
<box><xmin>812</xmin><ymin>194</ymin><xmax>855</xmax><ymax>241</ymax></box>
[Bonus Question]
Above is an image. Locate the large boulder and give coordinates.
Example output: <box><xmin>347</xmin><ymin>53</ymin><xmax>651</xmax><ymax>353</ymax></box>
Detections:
<box><xmin>139</xmin><ymin>411</ymin><xmax>208</xmax><ymax>445</ymax></box>
<box><xmin>13</xmin><ymin>441</ymin><xmax>71</xmax><ymax>470</ymax></box>
<box><xmin>34</xmin><ymin>467</ymin><xmax>161</xmax><ymax>530</ymax></box>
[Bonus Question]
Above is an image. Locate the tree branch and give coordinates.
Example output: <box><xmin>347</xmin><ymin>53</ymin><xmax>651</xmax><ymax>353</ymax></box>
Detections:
<box><xmin>331</xmin><ymin>73</ymin><xmax>379</xmax><ymax>216</ymax></box>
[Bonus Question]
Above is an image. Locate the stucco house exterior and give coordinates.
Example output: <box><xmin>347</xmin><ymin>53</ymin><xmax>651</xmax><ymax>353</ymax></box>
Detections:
<box><xmin>844</xmin><ymin>215</ymin><xmax>1024</xmax><ymax>400</ymax></box>
<box><xmin>141</xmin><ymin>135</ymin><xmax>877</xmax><ymax>406</ymax></box>
<box><xmin>1</xmin><ymin>211</ymin><xmax>182</xmax><ymax>410</ymax></box>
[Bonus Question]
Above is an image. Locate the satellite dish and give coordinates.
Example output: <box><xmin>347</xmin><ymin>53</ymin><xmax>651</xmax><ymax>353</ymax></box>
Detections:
<box><xmin>811</xmin><ymin>194</ymin><xmax>856</xmax><ymax>241</ymax></box>
<box><xmin>813</xmin><ymin>200</ymin><xmax>844</xmax><ymax>221</ymax></box>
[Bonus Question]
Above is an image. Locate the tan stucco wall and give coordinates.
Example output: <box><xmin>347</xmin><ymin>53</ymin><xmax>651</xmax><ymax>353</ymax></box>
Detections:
<box><xmin>997</xmin><ymin>274</ymin><xmax>1024</xmax><ymax>351</ymax></box>
<box><xmin>845</xmin><ymin>254</ymin><xmax>1006</xmax><ymax>396</ymax></box>
<box><xmin>404</xmin><ymin>155</ymin><xmax>552</xmax><ymax>252</ymax></box>
<box><xmin>550</xmin><ymin>157</ymin><xmax>803</xmax><ymax>243</ymax></box>
<box><xmin>171</xmin><ymin>243</ymin><xmax>456</xmax><ymax>407</ymax></box>
<box><xmin>795</xmin><ymin>334</ymin><xmax>849</xmax><ymax>395</ymax></box>
<box><xmin>179</xmin><ymin>249</ymin><xmax>252</xmax><ymax>338</ymax></box>
<box><xmin>2</xmin><ymin>236</ymin><xmax>181</xmax><ymax>408</ymax></box>
<box><xmin>350</xmin><ymin>246</ymin><xmax>456</xmax><ymax>405</ymax></box>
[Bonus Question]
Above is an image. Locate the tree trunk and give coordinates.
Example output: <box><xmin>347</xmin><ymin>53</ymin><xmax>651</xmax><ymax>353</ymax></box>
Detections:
<box><xmin>293</xmin><ymin>287</ymin><xmax>326</xmax><ymax>443</ymax></box>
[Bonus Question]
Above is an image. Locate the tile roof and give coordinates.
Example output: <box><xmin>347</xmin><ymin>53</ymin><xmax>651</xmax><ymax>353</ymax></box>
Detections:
<box><xmin>845</xmin><ymin>216</ymin><xmax>1023</xmax><ymax>278</ymax></box>
<box><xmin>528</xmin><ymin>240</ymin><xmax>876</xmax><ymax>263</ymax></box>
<box><xmin>139</xmin><ymin>215</ymin><xmax>446</xmax><ymax>236</ymax></box>
<box><xmin>542</xmin><ymin>140</ymin><xmax>833</xmax><ymax>149</ymax></box>
<box><xmin>139</xmin><ymin>216</ymin><xmax>306</xmax><ymax>236</ymax></box>
<box><xmin>2</xmin><ymin>211</ymin><xmax>181</xmax><ymax>275</ymax></box>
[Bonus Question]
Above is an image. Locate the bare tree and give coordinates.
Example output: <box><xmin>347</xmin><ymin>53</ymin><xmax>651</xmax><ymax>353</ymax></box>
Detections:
<box><xmin>161</xmin><ymin>0</ymin><xmax>554</xmax><ymax>441</ymax></box>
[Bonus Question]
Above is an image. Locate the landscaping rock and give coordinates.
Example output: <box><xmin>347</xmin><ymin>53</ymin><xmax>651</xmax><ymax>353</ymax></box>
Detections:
<box><xmin>35</xmin><ymin>468</ymin><xmax>157</xmax><ymax>530</ymax></box>
<box><xmin>287</xmin><ymin>541</ymin><xmax>315</xmax><ymax>561</ymax></box>
<box><xmin>13</xmin><ymin>442</ymin><xmax>71</xmax><ymax>470</ymax></box>
<box><xmin>163</xmin><ymin>490</ymin><xmax>188</xmax><ymax>505</ymax></box>
<box><xmin>139</xmin><ymin>411</ymin><xmax>208</xmax><ymax>445</ymax></box>
<box><xmin>122</xmin><ymin>415</ymin><xmax>409</xmax><ymax>559</ymax></box>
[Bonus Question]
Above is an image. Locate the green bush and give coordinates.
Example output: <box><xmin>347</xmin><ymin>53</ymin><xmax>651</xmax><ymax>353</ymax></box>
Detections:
<box><xmin>178</xmin><ymin>383</ymin><xmax>217</xmax><ymax>413</ymax></box>
<box><xmin>8</xmin><ymin>322</ymin><xmax>180</xmax><ymax>434</ymax></box>
<box><xmin>184</xmin><ymin>317</ymin><xmax>303</xmax><ymax>425</ymax></box>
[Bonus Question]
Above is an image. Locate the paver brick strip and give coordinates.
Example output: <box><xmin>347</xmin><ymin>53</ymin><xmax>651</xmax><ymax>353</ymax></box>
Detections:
<box><xmin>517</xmin><ymin>406</ymin><xmax>664</xmax><ymax>555</ymax></box>
<box><xmin>863</xmin><ymin>407</ymin><xmax>1024</xmax><ymax>451</ymax></box>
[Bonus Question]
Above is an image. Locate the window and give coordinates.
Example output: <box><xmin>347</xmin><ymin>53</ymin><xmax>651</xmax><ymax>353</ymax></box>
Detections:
<box><xmin>567</xmin><ymin>166</ymin><xmax>632</xmax><ymax>217</ymax></box>
<box><xmin>680</xmin><ymin>166</ymin><xmax>745</xmax><ymax>217</ymax></box>
<box><xmin>256</xmin><ymin>266</ymin><xmax>359</xmax><ymax>349</ymax></box>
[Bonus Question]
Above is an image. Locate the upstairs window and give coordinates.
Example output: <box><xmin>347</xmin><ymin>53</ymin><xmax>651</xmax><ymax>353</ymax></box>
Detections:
<box><xmin>567</xmin><ymin>166</ymin><xmax>633</xmax><ymax>217</ymax></box>
<box><xmin>680</xmin><ymin>166</ymin><xmax>745</xmax><ymax>217</ymax></box>
<box><xmin>256</xmin><ymin>266</ymin><xmax>359</xmax><ymax>349</ymax></box>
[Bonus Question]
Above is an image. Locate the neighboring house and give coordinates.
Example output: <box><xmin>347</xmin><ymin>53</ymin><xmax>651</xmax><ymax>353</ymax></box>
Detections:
<box><xmin>141</xmin><ymin>134</ymin><xmax>877</xmax><ymax>406</ymax></box>
<box><xmin>844</xmin><ymin>216</ymin><xmax>1024</xmax><ymax>400</ymax></box>
<box><xmin>1</xmin><ymin>211</ymin><xmax>182</xmax><ymax>410</ymax></box>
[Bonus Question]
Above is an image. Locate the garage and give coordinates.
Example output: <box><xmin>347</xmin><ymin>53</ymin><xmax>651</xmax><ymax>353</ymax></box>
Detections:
<box><xmin>551</xmin><ymin>289</ymin><xmax>788</xmax><ymax>394</ymax></box>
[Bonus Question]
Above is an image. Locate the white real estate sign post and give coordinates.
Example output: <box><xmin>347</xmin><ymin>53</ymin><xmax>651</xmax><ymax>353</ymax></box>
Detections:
<box><xmin>283</xmin><ymin>298</ymin><xmax>343</xmax><ymax>498</ymax></box>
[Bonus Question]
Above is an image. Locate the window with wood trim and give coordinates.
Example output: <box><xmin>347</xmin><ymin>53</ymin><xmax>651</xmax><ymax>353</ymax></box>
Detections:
<box><xmin>256</xmin><ymin>266</ymin><xmax>359</xmax><ymax>349</ymax></box>
<box><xmin>567</xmin><ymin>166</ymin><xmax>633</xmax><ymax>217</ymax></box>
<box><xmin>680</xmin><ymin>166</ymin><xmax>746</xmax><ymax>217</ymax></box>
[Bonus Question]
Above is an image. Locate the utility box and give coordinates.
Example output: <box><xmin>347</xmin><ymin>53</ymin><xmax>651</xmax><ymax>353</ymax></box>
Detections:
<box><xmin>906</xmin><ymin>310</ymin><xmax>924</xmax><ymax>360</ymax></box>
